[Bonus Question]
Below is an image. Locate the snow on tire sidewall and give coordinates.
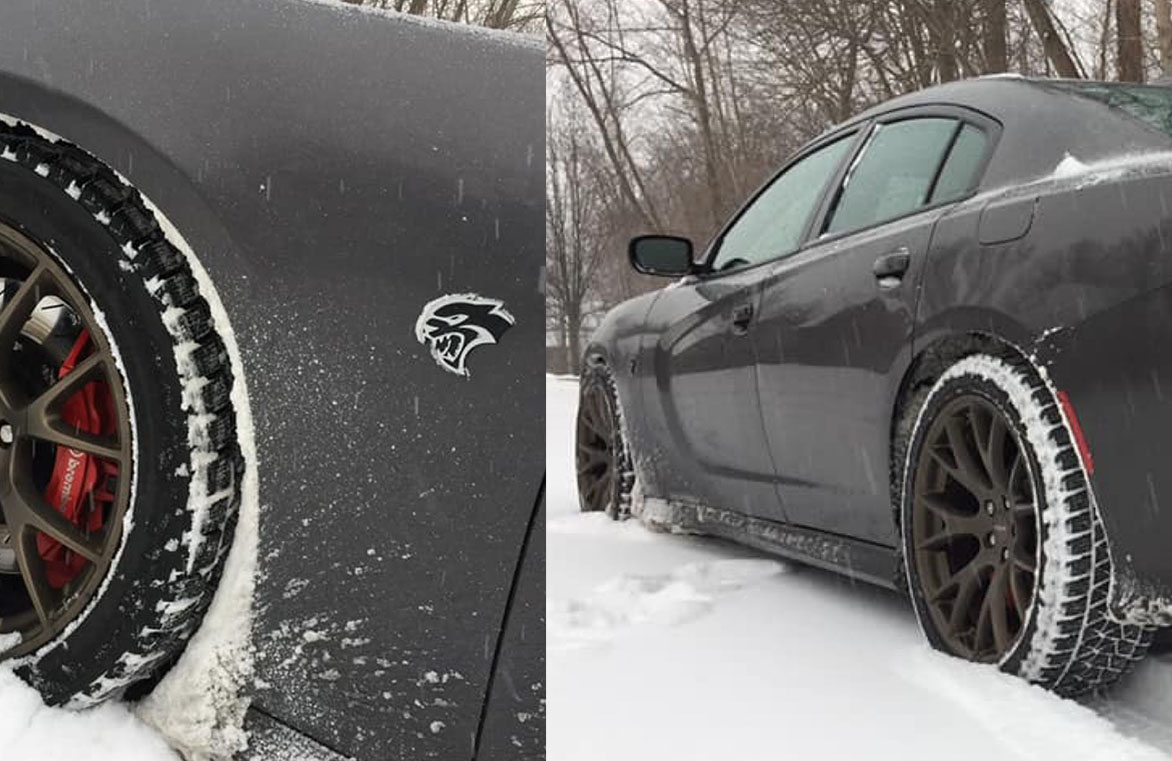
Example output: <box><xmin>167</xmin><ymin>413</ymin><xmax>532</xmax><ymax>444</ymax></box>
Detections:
<box><xmin>0</xmin><ymin>113</ymin><xmax>259</xmax><ymax>756</ymax></box>
<box><xmin>904</xmin><ymin>353</ymin><xmax>1090</xmax><ymax>676</ymax></box>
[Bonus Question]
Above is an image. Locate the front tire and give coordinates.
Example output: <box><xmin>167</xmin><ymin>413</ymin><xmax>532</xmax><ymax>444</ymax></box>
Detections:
<box><xmin>575</xmin><ymin>362</ymin><xmax>633</xmax><ymax>520</ymax></box>
<box><xmin>0</xmin><ymin>120</ymin><xmax>245</xmax><ymax>706</ymax></box>
<box><xmin>900</xmin><ymin>353</ymin><xmax>1149</xmax><ymax>696</ymax></box>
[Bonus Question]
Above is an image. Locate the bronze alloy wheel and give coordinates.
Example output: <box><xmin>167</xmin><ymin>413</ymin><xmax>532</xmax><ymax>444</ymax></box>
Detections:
<box><xmin>910</xmin><ymin>393</ymin><xmax>1040</xmax><ymax>663</ymax></box>
<box><xmin>0</xmin><ymin>124</ymin><xmax>245</xmax><ymax>707</ymax></box>
<box><xmin>0</xmin><ymin>221</ymin><xmax>133</xmax><ymax>659</ymax></box>
<box><xmin>576</xmin><ymin>380</ymin><xmax>616</xmax><ymax>514</ymax></box>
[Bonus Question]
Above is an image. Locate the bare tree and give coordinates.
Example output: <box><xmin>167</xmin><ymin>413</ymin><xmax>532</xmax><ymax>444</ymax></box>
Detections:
<box><xmin>546</xmin><ymin>0</ymin><xmax>667</xmax><ymax>230</ymax></box>
<box><xmin>1022</xmin><ymin>0</ymin><xmax>1083</xmax><ymax>77</ymax></box>
<box><xmin>1156</xmin><ymin>0</ymin><xmax>1172</xmax><ymax>79</ymax></box>
<box><xmin>341</xmin><ymin>0</ymin><xmax>542</xmax><ymax>33</ymax></box>
<box><xmin>983</xmin><ymin>0</ymin><xmax>1009</xmax><ymax>72</ymax></box>
<box><xmin>1116</xmin><ymin>0</ymin><xmax>1144</xmax><ymax>81</ymax></box>
<box><xmin>546</xmin><ymin>114</ymin><xmax>607</xmax><ymax>374</ymax></box>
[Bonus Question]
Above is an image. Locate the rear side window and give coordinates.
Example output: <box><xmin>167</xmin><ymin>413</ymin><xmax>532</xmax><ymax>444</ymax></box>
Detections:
<box><xmin>930</xmin><ymin>124</ymin><xmax>988</xmax><ymax>204</ymax></box>
<box><xmin>825</xmin><ymin>118</ymin><xmax>956</xmax><ymax>236</ymax></box>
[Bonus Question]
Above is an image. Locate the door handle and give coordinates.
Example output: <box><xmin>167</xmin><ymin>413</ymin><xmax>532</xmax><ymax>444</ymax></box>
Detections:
<box><xmin>731</xmin><ymin>303</ymin><xmax>754</xmax><ymax>335</ymax></box>
<box><xmin>873</xmin><ymin>248</ymin><xmax>911</xmax><ymax>287</ymax></box>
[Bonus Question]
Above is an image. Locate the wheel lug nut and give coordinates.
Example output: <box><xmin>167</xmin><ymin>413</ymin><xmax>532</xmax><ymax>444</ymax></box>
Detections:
<box><xmin>0</xmin><ymin>423</ymin><xmax>13</xmax><ymax>446</ymax></box>
<box><xmin>988</xmin><ymin>532</ymin><xmax>997</xmax><ymax>546</ymax></box>
<box><xmin>985</xmin><ymin>500</ymin><xmax>995</xmax><ymax>515</ymax></box>
<box><xmin>1001</xmin><ymin>547</ymin><xmax>1009</xmax><ymax>562</ymax></box>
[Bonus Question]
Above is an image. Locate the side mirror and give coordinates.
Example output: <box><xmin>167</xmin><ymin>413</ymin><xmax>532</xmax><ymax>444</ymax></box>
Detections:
<box><xmin>629</xmin><ymin>235</ymin><xmax>696</xmax><ymax>277</ymax></box>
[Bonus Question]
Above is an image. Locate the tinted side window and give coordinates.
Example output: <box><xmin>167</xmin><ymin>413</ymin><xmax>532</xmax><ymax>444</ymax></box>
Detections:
<box><xmin>825</xmin><ymin>118</ymin><xmax>957</xmax><ymax>236</ymax></box>
<box><xmin>930</xmin><ymin>124</ymin><xmax>988</xmax><ymax>204</ymax></box>
<box><xmin>712</xmin><ymin>135</ymin><xmax>852</xmax><ymax>272</ymax></box>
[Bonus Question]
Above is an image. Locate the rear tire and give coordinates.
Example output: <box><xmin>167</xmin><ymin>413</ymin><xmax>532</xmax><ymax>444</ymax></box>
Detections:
<box><xmin>900</xmin><ymin>353</ymin><xmax>1150</xmax><ymax>696</ymax></box>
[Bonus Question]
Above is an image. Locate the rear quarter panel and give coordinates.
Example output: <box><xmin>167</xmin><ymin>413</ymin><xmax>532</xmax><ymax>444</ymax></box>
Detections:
<box><xmin>0</xmin><ymin>2</ymin><xmax>543</xmax><ymax>758</ymax></box>
<box><xmin>918</xmin><ymin>162</ymin><xmax>1172</xmax><ymax>618</ymax></box>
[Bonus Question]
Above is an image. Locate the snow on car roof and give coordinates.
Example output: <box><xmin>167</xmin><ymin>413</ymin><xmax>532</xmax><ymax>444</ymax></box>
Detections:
<box><xmin>293</xmin><ymin>0</ymin><xmax>542</xmax><ymax>51</ymax></box>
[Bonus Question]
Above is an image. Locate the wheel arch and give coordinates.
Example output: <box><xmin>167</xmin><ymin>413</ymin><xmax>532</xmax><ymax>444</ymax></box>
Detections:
<box><xmin>0</xmin><ymin>72</ymin><xmax>245</xmax><ymax>284</ymax></box>
<box><xmin>892</xmin><ymin>331</ymin><xmax>1031</xmax><ymax>444</ymax></box>
<box><xmin>581</xmin><ymin>343</ymin><xmax>611</xmax><ymax>369</ymax></box>
<box><xmin>887</xmin><ymin>328</ymin><xmax>1038</xmax><ymax>587</ymax></box>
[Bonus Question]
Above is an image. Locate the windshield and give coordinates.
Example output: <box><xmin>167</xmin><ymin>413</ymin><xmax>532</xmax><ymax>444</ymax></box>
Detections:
<box><xmin>1045</xmin><ymin>81</ymin><xmax>1172</xmax><ymax>137</ymax></box>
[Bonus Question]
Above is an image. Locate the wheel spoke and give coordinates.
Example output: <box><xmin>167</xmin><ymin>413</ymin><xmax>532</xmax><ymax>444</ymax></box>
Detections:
<box><xmin>1009</xmin><ymin>565</ymin><xmax>1032</xmax><ymax>621</ymax></box>
<box><xmin>582</xmin><ymin>473</ymin><xmax>604</xmax><ymax>510</ymax></box>
<box><xmin>598</xmin><ymin>473</ymin><xmax>614</xmax><ymax>509</ymax></box>
<box><xmin>0</xmin><ymin>264</ymin><xmax>50</xmax><ymax>350</ymax></box>
<box><xmin>1012</xmin><ymin>551</ymin><xmax>1037</xmax><ymax>573</ymax></box>
<box><xmin>983</xmin><ymin>413</ymin><xmax>1011</xmax><ymax>492</ymax></box>
<box><xmin>579</xmin><ymin>408</ymin><xmax>607</xmax><ymax>441</ymax></box>
<box><xmin>13</xmin><ymin>526</ymin><xmax>53</xmax><ymax>626</ymax></box>
<box><xmin>918</xmin><ymin>494</ymin><xmax>988</xmax><ymax>537</ymax></box>
<box><xmin>1008</xmin><ymin>452</ymin><xmax>1027</xmax><ymax>500</ymax></box>
<box><xmin>1011</xmin><ymin>501</ymin><xmax>1035</xmax><ymax>516</ymax></box>
<box><xmin>975</xmin><ymin>577</ymin><xmax>994</xmax><ymax>653</ymax></box>
<box><xmin>25</xmin><ymin>352</ymin><xmax>107</xmax><ymax>420</ymax></box>
<box><xmin>947</xmin><ymin>566</ymin><xmax>982</xmax><ymax>632</ymax></box>
<box><xmin>987</xmin><ymin>565</ymin><xmax>1011</xmax><ymax>652</ymax></box>
<box><xmin>24</xmin><ymin>422</ymin><xmax>125</xmax><ymax>464</ymax></box>
<box><xmin>4</xmin><ymin>462</ymin><xmax>105</xmax><ymax>564</ymax></box>
<box><xmin>917</xmin><ymin>530</ymin><xmax>958</xmax><ymax>552</ymax></box>
<box><xmin>576</xmin><ymin>443</ymin><xmax>609</xmax><ymax>472</ymax></box>
<box><xmin>942</xmin><ymin>415</ymin><xmax>992</xmax><ymax>494</ymax></box>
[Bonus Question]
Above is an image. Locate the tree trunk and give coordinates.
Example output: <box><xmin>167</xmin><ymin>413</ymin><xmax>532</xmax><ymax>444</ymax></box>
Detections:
<box><xmin>1157</xmin><ymin>0</ymin><xmax>1172</xmax><ymax>79</ymax></box>
<box><xmin>678</xmin><ymin>0</ymin><xmax>725</xmax><ymax>229</ymax></box>
<box><xmin>1117</xmin><ymin>0</ymin><xmax>1144</xmax><ymax>82</ymax></box>
<box><xmin>1022</xmin><ymin>0</ymin><xmax>1082</xmax><ymax>78</ymax></box>
<box><xmin>983</xmin><ymin>0</ymin><xmax>1008</xmax><ymax>73</ymax></box>
<box><xmin>546</xmin><ymin>3</ymin><xmax>665</xmax><ymax>231</ymax></box>
<box><xmin>566</xmin><ymin>309</ymin><xmax>582</xmax><ymax>376</ymax></box>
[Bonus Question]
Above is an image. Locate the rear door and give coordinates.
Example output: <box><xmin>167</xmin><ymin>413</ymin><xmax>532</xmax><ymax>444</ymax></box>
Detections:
<box><xmin>641</xmin><ymin>133</ymin><xmax>856</xmax><ymax>520</ymax></box>
<box><xmin>754</xmin><ymin>111</ymin><xmax>995</xmax><ymax>544</ymax></box>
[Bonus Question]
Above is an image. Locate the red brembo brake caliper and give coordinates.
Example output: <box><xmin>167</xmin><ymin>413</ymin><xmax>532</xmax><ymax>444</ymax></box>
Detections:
<box><xmin>37</xmin><ymin>330</ymin><xmax>119</xmax><ymax>588</ymax></box>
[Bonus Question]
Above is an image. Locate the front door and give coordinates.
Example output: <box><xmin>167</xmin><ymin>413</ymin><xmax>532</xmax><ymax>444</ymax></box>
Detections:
<box><xmin>640</xmin><ymin>132</ymin><xmax>857</xmax><ymax>520</ymax></box>
<box><xmin>643</xmin><ymin>270</ymin><xmax>774</xmax><ymax>516</ymax></box>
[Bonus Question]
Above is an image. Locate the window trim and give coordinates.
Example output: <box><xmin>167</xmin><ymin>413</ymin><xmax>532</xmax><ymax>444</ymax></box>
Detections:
<box><xmin>809</xmin><ymin>105</ymin><xmax>1002</xmax><ymax>247</ymax></box>
<box><xmin>695</xmin><ymin>103</ymin><xmax>1001</xmax><ymax>282</ymax></box>
<box><xmin>698</xmin><ymin>128</ymin><xmax>867</xmax><ymax>279</ymax></box>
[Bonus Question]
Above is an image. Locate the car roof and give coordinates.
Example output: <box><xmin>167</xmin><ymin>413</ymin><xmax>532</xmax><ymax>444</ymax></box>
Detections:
<box><xmin>825</xmin><ymin>77</ymin><xmax>1172</xmax><ymax>192</ymax></box>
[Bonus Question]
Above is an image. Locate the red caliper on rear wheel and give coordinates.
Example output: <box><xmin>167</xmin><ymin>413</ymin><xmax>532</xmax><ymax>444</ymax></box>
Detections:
<box><xmin>37</xmin><ymin>330</ymin><xmax>119</xmax><ymax>588</ymax></box>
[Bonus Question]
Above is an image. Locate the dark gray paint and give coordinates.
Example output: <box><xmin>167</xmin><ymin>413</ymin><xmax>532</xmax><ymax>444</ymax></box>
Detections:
<box><xmin>590</xmin><ymin>77</ymin><xmax>1172</xmax><ymax>620</ymax></box>
<box><xmin>477</xmin><ymin>489</ymin><xmax>544</xmax><ymax>758</ymax></box>
<box><xmin>0</xmin><ymin>3</ymin><xmax>543</xmax><ymax>759</ymax></box>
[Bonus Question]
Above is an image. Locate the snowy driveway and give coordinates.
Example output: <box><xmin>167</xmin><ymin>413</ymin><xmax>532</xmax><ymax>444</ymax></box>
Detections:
<box><xmin>547</xmin><ymin>375</ymin><xmax>1172</xmax><ymax>761</ymax></box>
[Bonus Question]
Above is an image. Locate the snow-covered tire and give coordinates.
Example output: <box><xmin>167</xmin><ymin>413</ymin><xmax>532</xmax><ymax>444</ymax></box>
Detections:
<box><xmin>900</xmin><ymin>352</ymin><xmax>1150</xmax><ymax>696</ymax></box>
<box><xmin>0</xmin><ymin>120</ymin><xmax>244</xmax><ymax>706</ymax></box>
<box><xmin>575</xmin><ymin>362</ymin><xmax>634</xmax><ymax>520</ymax></box>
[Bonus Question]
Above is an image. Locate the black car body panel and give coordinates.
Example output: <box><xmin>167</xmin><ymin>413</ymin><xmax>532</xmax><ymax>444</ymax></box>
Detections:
<box><xmin>591</xmin><ymin>76</ymin><xmax>1172</xmax><ymax>622</ymax></box>
<box><xmin>0</xmin><ymin>2</ymin><xmax>543</xmax><ymax>759</ymax></box>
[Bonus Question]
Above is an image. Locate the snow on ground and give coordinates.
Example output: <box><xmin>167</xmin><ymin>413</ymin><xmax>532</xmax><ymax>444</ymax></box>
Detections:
<box><xmin>0</xmin><ymin>669</ymin><xmax>176</xmax><ymax>760</ymax></box>
<box><xmin>547</xmin><ymin>374</ymin><xmax>1172</xmax><ymax>761</ymax></box>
